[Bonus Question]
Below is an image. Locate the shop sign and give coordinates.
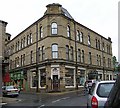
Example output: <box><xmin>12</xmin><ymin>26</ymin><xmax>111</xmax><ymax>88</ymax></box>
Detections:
<box><xmin>52</xmin><ymin>68</ymin><xmax>59</xmax><ymax>75</ymax></box>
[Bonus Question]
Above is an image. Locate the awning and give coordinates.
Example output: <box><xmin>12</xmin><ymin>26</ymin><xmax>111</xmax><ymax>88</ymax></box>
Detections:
<box><xmin>3</xmin><ymin>72</ymin><xmax>11</xmax><ymax>82</ymax></box>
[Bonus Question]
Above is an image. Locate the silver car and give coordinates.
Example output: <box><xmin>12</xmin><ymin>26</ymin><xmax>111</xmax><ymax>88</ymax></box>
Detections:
<box><xmin>2</xmin><ymin>85</ymin><xmax>19</xmax><ymax>97</ymax></box>
<box><xmin>87</xmin><ymin>80</ymin><xmax>115</xmax><ymax>108</ymax></box>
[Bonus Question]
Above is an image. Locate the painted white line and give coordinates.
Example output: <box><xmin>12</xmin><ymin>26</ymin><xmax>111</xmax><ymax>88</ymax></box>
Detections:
<box><xmin>0</xmin><ymin>103</ymin><xmax>7</xmax><ymax>105</ymax></box>
<box><xmin>62</xmin><ymin>97</ymin><xmax>70</xmax><ymax>100</ymax></box>
<box><xmin>18</xmin><ymin>99</ymin><xmax>22</xmax><ymax>102</ymax></box>
<box><xmin>52</xmin><ymin>99</ymin><xmax>61</xmax><ymax>103</ymax></box>
<box><xmin>38</xmin><ymin>104</ymin><xmax>45</xmax><ymax>108</ymax></box>
<box><xmin>52</xmin><ymin>97</ymin><xmax>70</xmax><ymax>104</ymax></box>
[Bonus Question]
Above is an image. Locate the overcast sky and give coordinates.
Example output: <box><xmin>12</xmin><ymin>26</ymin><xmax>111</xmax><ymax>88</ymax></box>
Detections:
<box><xmin>0</xmin><ymin>0</ymin><xmax>119</xmax><ymax>61</ymax></box>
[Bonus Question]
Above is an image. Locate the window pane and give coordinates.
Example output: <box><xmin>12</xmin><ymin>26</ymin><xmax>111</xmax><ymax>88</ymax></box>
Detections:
<box><xmin>80</xmin><ymin>32</ymin><xmax>83</xmax><ymax>43</ymax></box>
<box><xmin>31</xmin><ymin>72</ymin><xmax>37</xmax><ymax>87</ymax></box>
<box><xmin>52</xmin><ymin>52</ymin><xmax>58</xmax><ymax>58</ymax></box>
<box><xmin>52</xmin><ymin>29</ymin><xmax>57</xmax><ymax>35</ymax></box>
<box><xmin>67</xmin><ymin>26</ymin><xmax>70</xmax><ymax>37</ymax></box>
<box><xmin>52</xmin><ymin>23</ymin><xmax>57</xmax><ymax>28</ymax></box>
<box><xmin>52</xmin><ymin>44</ymin><xmax>58</xmax><ymax>51</ymax></box>
<box><xmin>97</xmin><ymin>83</ymin><xmax>114</xmax><ymax>97</ymax></box>
<box><xmin>51</xmin><ymin>23</ymin><xmax>57</xmax><ymax>35</ymax></box>
<box><xmin>52</xmin><ymin>44</ymin><xmax>58</xmax><ymax>58</ymax></box>
<box><xmin>40</xmin><ymin>69</ymin><xmax>46</xmax><ymax>87</ymax></box>
<box><xmin>76</xmin><ymin>30</ymin><xmax>80</xmax><ymax>41</ymax></box>
<box><xmin>40</xmin><ymin>26</ymin><xmax>43</xmax><ymax>38</ymax></box>
<box><xmin>65</xmin><ymin>69</ymin><xmax>74</xmax><ymax>86</ymax></box>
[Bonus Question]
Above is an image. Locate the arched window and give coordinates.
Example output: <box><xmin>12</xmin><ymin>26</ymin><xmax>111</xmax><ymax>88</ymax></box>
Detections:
<box><xmin>80</xmin><ymin>32</ymin><xmax>83</xmax><ymax>43</ymax></box>
<box><xmin>70</xmin><ymin>46</ymin><xmax>74</xmax><ymax>61</ymax></box>
<box><xmin>77</xmin><ymin>49</ymin><xmax>81</xmax><ymax>62</ymax></box>
<box><xmin>66</xmin><ymin>45</ymin><xmax>69</xmax><ymax>60</ymax></box>
<box><xmin>40</xmin><ymin>26</ymin><xmax>43</xmax><ymax>39</ymax></box>
<box><xmin>51</xmin><ymin>23</ymin><xmax>57</xmax><ymax>35</ymax></box>
<box><xmin>98</xmin><ymin>40</ymin><xmax>100</xmax><ymax>50</ymax></box>
<box><xmin>52</xmin><ymin>44</ymin><xmax>58</xmax><ymax>58</ymax></box>
<box><xmin>88</xmin><ymin>35</ymin><xmax>91</xmax><ymax>46</ymax></box>
<box><xmin>67</xmin><ymin>25</ymin><xmax>71</xmax><ymax>38</ymax></box>
<box><xmin>76</xmin><ymin>30</ymin><xmax>80</xmax><ymax>41</ymax></box>
<box><xmin>81</xmin><ymin>50</ymin><xmax>84</xmax><ymax>63</ymax></box>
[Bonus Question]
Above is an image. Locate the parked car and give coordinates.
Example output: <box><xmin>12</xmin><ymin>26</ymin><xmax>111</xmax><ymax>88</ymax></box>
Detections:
<box><xmin>87</xmin><ymin>80</ymin><xmax>115</xmax><ymax>108</ymax></box>
<box><xmin>86</xmin><ymin>80</ymin><xmax>96</xmax><ymax>88</ymax></box>
<box><xmin>2</xmin><ymin>85</ymin><xmax>19</xmax><ymax>97</ymax></box>
<box><xmin>85</xmin><ymin>80</ymin><xmax>96</xmax><ymax>92</ymax></box>
<box><xmin>104</xmin><ymin>75</ymin><xmax>120</xmax><ymax>108</ymax></box>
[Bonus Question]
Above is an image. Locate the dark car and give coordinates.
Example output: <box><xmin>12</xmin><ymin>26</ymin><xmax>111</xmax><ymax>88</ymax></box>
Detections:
<box><xmin>104</xmin><ymin>74</ymin><xmax>120</xmax><ymax>108</ymax></box>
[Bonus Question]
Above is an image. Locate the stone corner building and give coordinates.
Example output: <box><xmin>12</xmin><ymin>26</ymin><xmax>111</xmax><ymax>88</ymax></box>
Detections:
<box><xmin>2</xmin><ymin>3</ymin><xmax>113</xmax><ymax>92</ymax></box>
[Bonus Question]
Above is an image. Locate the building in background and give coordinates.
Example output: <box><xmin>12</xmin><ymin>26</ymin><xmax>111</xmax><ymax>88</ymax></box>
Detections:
<box><xmin>0</xmin><ymin>20</ymin><xmax>11</xmax><ymax>85</ymax></box>
<box><xmin>3</xmin><ymin>3</ymin><xmax>113</xmax><ymax>92</ymax></box>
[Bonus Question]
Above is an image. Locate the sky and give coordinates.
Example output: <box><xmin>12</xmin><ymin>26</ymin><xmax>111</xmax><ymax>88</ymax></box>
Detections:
<box><xmin>0</xmin><ymin>0</ymin><xmax>119</xmax><ymax>61</ymax></box>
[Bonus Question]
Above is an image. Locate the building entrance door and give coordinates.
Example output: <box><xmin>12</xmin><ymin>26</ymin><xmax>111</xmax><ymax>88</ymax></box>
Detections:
<box><xmin>53</xmin><ymin>75</ymin><xmax>59</xmax><ymax>91</ymax></box>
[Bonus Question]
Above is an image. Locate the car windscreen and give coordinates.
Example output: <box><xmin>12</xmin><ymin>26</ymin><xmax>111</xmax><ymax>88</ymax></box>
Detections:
<box><xmin>97</xmin><ymin>83</ymin><xmax>114</xmax><ymax>98</ymax></box>
<box><xmin>6</xmin><ymin>86</ymin><xmax>14</xmax><ymax>89</ymax></box>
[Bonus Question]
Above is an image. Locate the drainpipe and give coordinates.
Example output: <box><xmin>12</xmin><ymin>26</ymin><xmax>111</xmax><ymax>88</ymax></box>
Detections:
<box><xmin>0</xmin><ymin>56</ymin><xmax>2</xmax><ymax>103</ymax></box>
<box><xmin>36</xmin><ymin>23</ymin><xmax>39</xmax><ymax>92</ymax></box>
<box><xmin>74</xmin><ymin>21</ymin><xmax>78</xmax><ymax>90</ymax></box>
<box><xmin>101</xmin><ymin>37</ymin><xmax>105</xmax><ymax>80</ymax></box>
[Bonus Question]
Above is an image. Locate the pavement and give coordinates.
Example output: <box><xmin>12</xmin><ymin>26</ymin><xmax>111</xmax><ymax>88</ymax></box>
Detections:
<box><xmin>1</xmin><ymin>88</ymin><xmax>85</xmax><ymax>104</ymax></box>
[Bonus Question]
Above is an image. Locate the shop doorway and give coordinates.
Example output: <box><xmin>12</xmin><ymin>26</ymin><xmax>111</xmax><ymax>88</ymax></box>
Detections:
<box><xmin>53</xmin><ymin>75</ymin><xmax>59</xmax><ymax>91</ymax></box>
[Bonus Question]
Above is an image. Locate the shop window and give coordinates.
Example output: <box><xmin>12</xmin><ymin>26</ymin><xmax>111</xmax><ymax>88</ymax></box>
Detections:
<box><xmin>39</xmin><ymin>69</ymin><xmax>46</xmax><ymax>87</ymax></box>
<box><xmin>31</xmin><ymin>72</ymin><xmax>37</xmax><ymax>88</ymax></box>
<box><xmin>78</xmin><ymin>70</ymin><xmax>85</xmax><ymax>86</ymax></box>
<box><xmin>65</xmin><ymin>69</ymin><xmax>74</xmax><ymax>86</ymax></box>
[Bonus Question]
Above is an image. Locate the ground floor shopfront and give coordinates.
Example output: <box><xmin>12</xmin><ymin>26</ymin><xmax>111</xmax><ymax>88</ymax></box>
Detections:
<box><xmin>9</xmin><ymin>64</ymin><xmax>113</xmax><ymax>92</ymax></box>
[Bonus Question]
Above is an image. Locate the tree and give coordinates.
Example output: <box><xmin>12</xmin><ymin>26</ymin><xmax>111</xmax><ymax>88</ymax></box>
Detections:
<box><xmin>113</xmin><ymin>56</ymin><xmax>117</xmax><ymax>66</ymax></box>
<box><xmin>112</xmin><ymin>56</ymin><xmax>118</xmax><ymax>71</ymax></box>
